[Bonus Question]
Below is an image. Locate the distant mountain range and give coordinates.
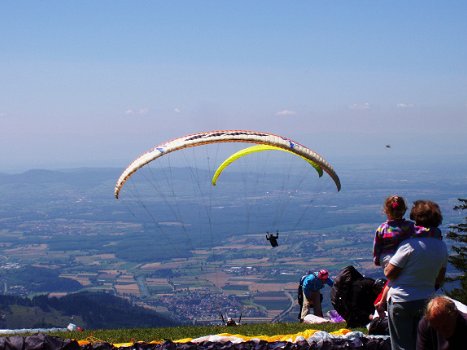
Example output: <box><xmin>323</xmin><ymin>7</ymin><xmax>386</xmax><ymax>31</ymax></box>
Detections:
<box><xmin>0</xmin><ymin>291</ymin><xmax>178</xmax><ymax>329</ymax></box>
<box><xmin>0</xmin><ymin>168</ymin><xmax>120</xmax><ymax>186</ymax></box>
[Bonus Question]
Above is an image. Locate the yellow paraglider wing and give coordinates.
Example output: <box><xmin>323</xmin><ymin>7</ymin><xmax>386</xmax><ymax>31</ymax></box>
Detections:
<box><xmin>211</xmin><ymin>145</ymin><xmax>323</xmax><ymax>186</ymax></box>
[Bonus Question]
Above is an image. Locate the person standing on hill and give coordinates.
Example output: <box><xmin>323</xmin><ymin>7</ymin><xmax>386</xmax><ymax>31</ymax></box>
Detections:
<box><xmin>384</xmin><ymin>200</ymin><xmax>448</xmax><ymax>350</ymax></box>
<box><xmin>375</xmin><ymin>199</ymin><xmax>444</xmax><ymax>318</ymax></box>
<box><xmin>410</xmin><ymin>199</ymin><xmax>443</xmax><ymax>241</ymax></box>
<box><xmin>300</xmin><ymin>269</ymin><xmax>334</xmax><ymax>320</ymax></box>
<box><xmin>372</xmin><ymin>195</ymin><xmax>416</xmax><ymax>329</ymax></box>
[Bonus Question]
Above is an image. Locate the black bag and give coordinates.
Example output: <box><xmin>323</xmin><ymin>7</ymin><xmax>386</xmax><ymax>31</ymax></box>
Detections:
<box><xmin>346</xmin><ymin>277</ymin><xmax>378</xmax><ymax>327</ymax></box>
<box><xmin>330</xmin><ymin>265</ymin><xmax>364</xmax><ymax>321</ymax></box>
<box><xmin>368</xmin><ymin>316</ymin><xmax>389</xmax><ymax>335</ymax></box>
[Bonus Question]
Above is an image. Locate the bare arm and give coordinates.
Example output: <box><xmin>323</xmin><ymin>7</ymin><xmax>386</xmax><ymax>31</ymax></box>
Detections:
<box><xmin>375</xmin><ymin>284</ymin><xmax>389</xmax><ymax>318</ymax></box>
<box><xmin>384</xmin><ymin>263</ymin><xmax>403</xmax><ymax>281</ymax></box>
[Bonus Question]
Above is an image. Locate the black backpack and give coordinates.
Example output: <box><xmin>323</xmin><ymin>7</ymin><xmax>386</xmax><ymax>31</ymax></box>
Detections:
<box><xmin>368</xmin><ymin>315</ymin><xmax>389</xmax><ymax>335</ymax></box>
<box><xmin>330</xmin><ymin>265</ymin><xmax>364</xmax><ymax>321</ymax></box>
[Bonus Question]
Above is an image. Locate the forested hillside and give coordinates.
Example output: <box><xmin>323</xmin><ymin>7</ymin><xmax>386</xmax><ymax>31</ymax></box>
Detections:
<box><xmin>0</xmin><ymin>292</ymin><xmax>178</xmax><ymax>329</ymax></box>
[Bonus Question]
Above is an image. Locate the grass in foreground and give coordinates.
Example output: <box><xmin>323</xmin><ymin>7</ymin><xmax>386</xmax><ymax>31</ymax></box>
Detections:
<box><xmin>43</xmin><ymin>322</ymin><xmax>367</xmax><ymax>344</ymax></box>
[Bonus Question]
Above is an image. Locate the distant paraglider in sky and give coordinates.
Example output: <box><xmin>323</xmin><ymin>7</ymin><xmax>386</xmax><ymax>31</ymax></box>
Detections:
<box><xmin>266</xmin><ymin>231</ymin><xmax>279</xmax><ymax>247</ymax></box>
<box><xmin>114</xmin><ymin>129</ymin><xmax>341</xmax><ymax>199</ymax></box>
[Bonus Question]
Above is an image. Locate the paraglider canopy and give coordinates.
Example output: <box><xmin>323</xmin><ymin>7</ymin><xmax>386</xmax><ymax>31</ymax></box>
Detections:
<box><xmin>211</xmin><ymin>144</ymin><xmax>324</xmax><ymax>186</ymax></box>
<box><xmin>114</xmin><ymin>129</ymin><xmax>341</xmax><ymax>199</ymax></box>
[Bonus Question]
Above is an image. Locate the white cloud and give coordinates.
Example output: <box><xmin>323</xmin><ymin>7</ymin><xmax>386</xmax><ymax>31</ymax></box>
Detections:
<box><xmin>174</xmin><ymin>107</ymin><xmax>181</xmax><ymax>113</ymax></box>
<box><xmin>276</xmin><ymin>109</ymin><xmax>296</xmax><ymax>116</ymax></box>
<box><xmin>125</xmin><ymin>107</ymin><xmax>149</xmax><ymax>115</ymax></box>
<box><xmin>396</xmin><ymin>103</ymin><xmax>415</xmax><ymax>109</ymax></box>
<box><xmin>349</xmin><ymin>102</ymin><xmax>370</xmax><ymax>110</ymax></box>
<box><xmin>0</xmin><ymin>112</ymin><xmax>6</xmax><ymax>118</ymax></box>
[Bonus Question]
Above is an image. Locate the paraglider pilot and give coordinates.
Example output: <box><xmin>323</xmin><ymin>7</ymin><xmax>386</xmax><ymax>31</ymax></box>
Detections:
<box><xmin>300</xmin><ymin>269</ymin><xmax>334</xmax><ymax>320</ymax></box>
<box><xmin>220</xmin><ymin>313</ymin><xmax>241</xmax><ymax>326</ymax></box>
<box><xmin>226</xmin><ymin>317</ymin><xmax>237</xmax><ymax>326</ymax></box>
<box><xmin>266</xmin><ymin>231</ymin><xmax>279</xmax><ymax>247</ymax></box>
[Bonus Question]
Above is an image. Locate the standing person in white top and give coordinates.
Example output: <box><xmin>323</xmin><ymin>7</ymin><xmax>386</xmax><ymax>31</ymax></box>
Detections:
<box><xmin>383</xmin><ymin>200</ymin><xmax>448</xmax><ymax>350</ymax></box>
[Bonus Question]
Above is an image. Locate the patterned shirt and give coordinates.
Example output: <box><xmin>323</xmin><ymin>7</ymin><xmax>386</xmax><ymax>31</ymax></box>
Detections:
<box><xmin>373</xmin><ymin>219</ymin><xmax>416</xmax><ymax>266</ymax></box>
<box><xmin>414</xmin><ymin>225</ymin><xmax>443</xmax><ymax>239</ymax></box>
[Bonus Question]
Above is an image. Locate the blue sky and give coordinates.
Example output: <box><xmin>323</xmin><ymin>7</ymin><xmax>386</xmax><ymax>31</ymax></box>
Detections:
<box><xmin>1</xmin><ymin>1</ymin><xmax>466</xmax><ymax>171</ymax></box>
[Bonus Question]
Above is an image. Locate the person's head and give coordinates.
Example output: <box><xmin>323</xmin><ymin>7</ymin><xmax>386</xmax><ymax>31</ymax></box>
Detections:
<box><xmin>383</xmin><ymin>195</ymin><xmax>407</xmax><ymax>220</ymax></box>
<box><xmin>410</xmin><ymin>200</ymin><xmax>443</xmax><ymax>227</ymax></box>
<box><xmin>425</xmin><ymin>296</ymin><xmax>458</xmax><ymax>338</ymax></box>
<box><xmin>318</xmin><ymin>269</ymin><xmax>329</xmax><ymax>281</ymax></box>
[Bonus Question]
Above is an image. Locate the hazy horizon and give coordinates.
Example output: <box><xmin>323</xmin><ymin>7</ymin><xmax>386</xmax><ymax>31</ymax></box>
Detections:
<box><xmin>2</xmin><ymin>152</ymin><xmax>467</xmax><ymax>175</ymax></box>
<box><xmin>1</xmin><ymin>1</ymin><xmax>466</xmax><ymax>173</ymax></box>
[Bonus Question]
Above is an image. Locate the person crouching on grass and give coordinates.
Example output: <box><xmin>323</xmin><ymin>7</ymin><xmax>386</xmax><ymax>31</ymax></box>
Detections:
<box><xmin>300</xmin><ymin>269</ymin><xmax>334</xmax><ymax>320</ymax></box>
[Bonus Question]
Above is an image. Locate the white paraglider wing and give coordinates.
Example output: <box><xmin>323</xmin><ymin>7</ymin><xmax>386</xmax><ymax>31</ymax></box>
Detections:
<box><xmin>114</xmin><ymin>130</ymin><xmax>341</xmax><ymax>199</ymax></box>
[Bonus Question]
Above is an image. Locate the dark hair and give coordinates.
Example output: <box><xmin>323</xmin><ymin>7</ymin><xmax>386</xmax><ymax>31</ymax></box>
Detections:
<box><xmin>374</xmin><ymin>278</ymin><xmax>387</xmax><ymax>289</ymax></box>
<box><xmin>410</xmin><ymin>200</ymin><xmax>443</xmax><ymax>227</ymax></box>
<box><xmin>383</xmin><ymin>195</ymin><xmax>407</xmax><ymax>219</ymax></box>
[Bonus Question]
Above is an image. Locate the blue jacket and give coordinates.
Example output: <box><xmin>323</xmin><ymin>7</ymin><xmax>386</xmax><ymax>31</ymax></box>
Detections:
<box><xmin>302</xmin><ymin>273</ymin><xmax>334</xmax><ymax>295</ymax></box>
